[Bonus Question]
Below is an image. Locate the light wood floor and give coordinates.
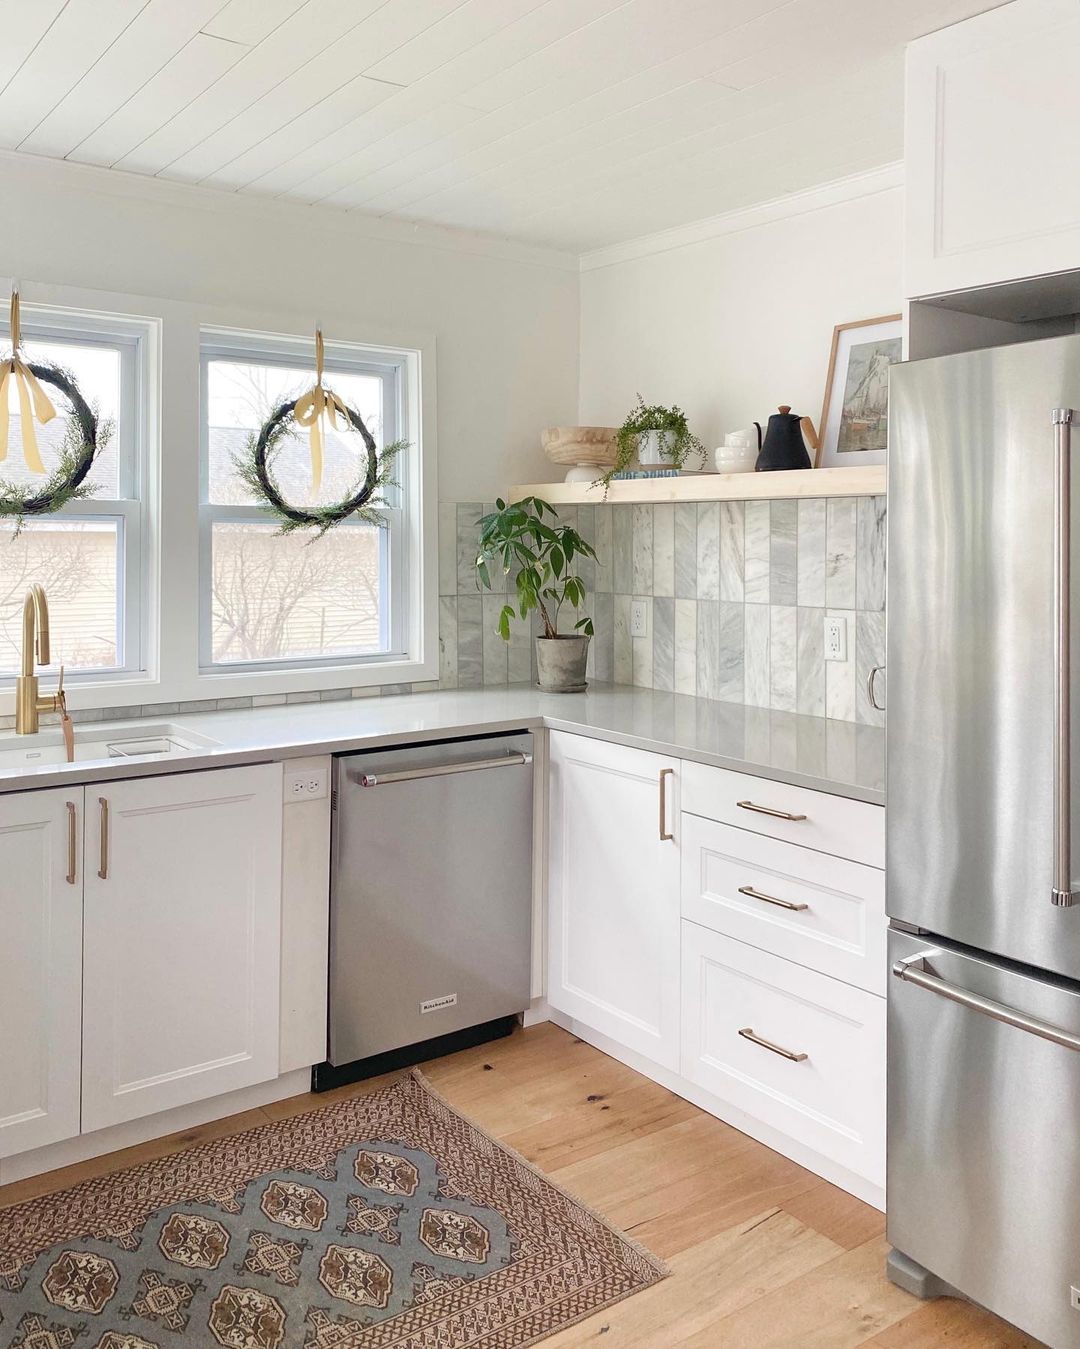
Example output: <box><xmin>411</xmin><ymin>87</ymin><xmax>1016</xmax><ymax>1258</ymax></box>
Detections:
<box><xmin>0</xmin><ymin>1022</ymin><xmax>1044</xmax><ymax>1347</ymax></box>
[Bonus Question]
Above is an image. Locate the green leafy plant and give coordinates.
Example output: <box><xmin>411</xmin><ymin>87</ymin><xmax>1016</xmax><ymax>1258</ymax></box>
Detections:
<box><xmin>475</xmin><ymin>496</ymin><xmax>597</xmax><ymax>641</ymax></box>
<box><xmin>598</xmin><ymin>393</ymin><xmax>706</xmax><ymax>491</ymax></box>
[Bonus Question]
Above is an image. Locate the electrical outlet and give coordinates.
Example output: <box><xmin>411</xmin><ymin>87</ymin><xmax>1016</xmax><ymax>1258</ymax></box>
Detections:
<box><xmin>285</xmin><ymin>766</ymin><xmax>329</xmax><ymax>800</ymax></box>
<box><xmin>630</xmin><ymin>598</ymin><xmax>649</xmax><ymax>639</ymax></box>
<box><xmin>824</xmin><ymin>615</ymin><xmax>848</xmax><ymax>662</ymax></box>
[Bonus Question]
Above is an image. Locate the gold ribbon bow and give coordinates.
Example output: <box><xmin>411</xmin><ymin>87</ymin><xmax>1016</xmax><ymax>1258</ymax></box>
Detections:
<box><xmin>0</xmin><ymin>290</ymin><xmax>55</xmax><ymax>474</ymax></box>
<box><xmin>293</xmin><ymin>329</ymin><xmax>349</xmax><ymax>495</ymax></box>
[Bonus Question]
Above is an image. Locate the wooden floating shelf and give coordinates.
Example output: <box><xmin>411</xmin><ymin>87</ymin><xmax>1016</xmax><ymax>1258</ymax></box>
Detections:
<box><xmin>508</xmin><ymin>465</ymin><xmax>885</xmax><ymax>505</ymax></box>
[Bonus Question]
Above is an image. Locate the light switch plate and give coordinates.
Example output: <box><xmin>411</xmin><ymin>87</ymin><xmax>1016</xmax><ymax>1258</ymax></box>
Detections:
<box><xmin>630</xmin><ymin>599</ymin><xmax>648</xmax><ymax>639</ymax></box>
<box><xmin>824</xmin><ymin>615</ymin><xmax>848</xmax><ymax>662</ymax></box>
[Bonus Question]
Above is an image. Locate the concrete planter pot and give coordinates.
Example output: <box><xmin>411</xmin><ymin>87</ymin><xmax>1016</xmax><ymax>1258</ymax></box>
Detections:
<box><xmin>535</xmin><ymin>635</ymin><xmax>590</xmax><ymax>693</ymax></box>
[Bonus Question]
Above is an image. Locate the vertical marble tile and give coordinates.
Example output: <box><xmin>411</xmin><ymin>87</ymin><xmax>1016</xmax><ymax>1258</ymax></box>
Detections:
<box><xmin>653</xmin><ymin>595</ymin><xmax>674</xmax><ymax>692</ymax></box>
<box><xmin>719</xmin><ymin>501</ymin><xmax>745</xmax><ymax>601</ymax></box>
<box><xmin>481</xmin><ymin>502</ymin><xmax>508</xmax><ymax>593</ymax></box>
<box><xmin>632</xmin><ymin>504</ymin><xmax>654</xmax><ymax>595</ymax></box>
<box><xmin>653</xmin><ymin>503</ymin><xmax>675</xmax><ymax>597</ymax></box>
<box><xmin>439</xmin><ymin>503</ymin><xmax>458</xmax><ymax>596</ymax></box>
<box><xmin>797</xmin><ymin>498</ymin><xmax>827</xmax><ymax>607</ymax></box>
<box><xmin>613</xmin><ymin>506</ymin><xmax>632</xmax><ymax>594</ymax></box>
<box><xmin>456</xmin><ymin>502</ymin><xmax>483</xmax><ymax>594</ymax></box>
<box><xmin>575</xmin><ymin>503</ymin><xmax>596</xmax><ymax>593</ymax></box>
<box><xmin>633</xmin><ymin>596</ymin><xmax>654</xmax><ymax>688</ymax></box>
<box><xmin>675</xmin><ymin>502</ymin><xmax>697</xmax><ymax>600</ymax></box>
<box><xmin>744</xmin><ymin>603</ymin><xmax>770</xmax><ymax>707</ymax></box>
<box><xmin>796</xmin><ymin>715</ymin><xmax>828</xmax><ymax>780</ymax></box>
<box><xmin>717</xmin><ymin>601</ymin><xmax>745</xmax><ymax>702</ymax></box>
<box><xmin>770</xmin><ymin>500</ymin><xmax>798</xmax><ymax>605</ymax></box>
<box><xmin>592</xmin><ymin>592</ymin><xmax>614</xmax><ymax>682</ymax></box>
<box><xmin>825</xmin><ymin>607</ymin><xmax>857</xmax><ymax>720</ymax></box>
<box><xmin>769</xmin><ymin>605</ymin><xmax>797</xmax><ymax>712</ymax></box>
<box><xmin>593</xmin><ymin>505</ymin><xmax>613</xmax><ymax>594</ymax></box>
<box><xmin>696</xmin><ymin>501</ymin><xmax>720</xmax><ymax>600</ymax></box>
<box><xmin>796</xmin><ymin>606</ymin><xmax>825</xmax><ymax>717</ymax></box>
<box><xmin>826</xmin><ymin>498</ymin><xmax>857</xmax><ymax>610</ymax></box>
<box><xmin>696</xmin><ymin>600</ymin><xmax>720</xmax><ymax>700</ymax></box>
<box><xmin>674</xmin><ymin>599</ymin><xmax>697</xmax><ymax>695</ymax></box>
<box><xmin>614</xmin><ymin>593</ymin><xmax>632</xmax><ymax>683</ymax></box>
<box><xmin>482</xmin><ymin>593</ymin><xmax>508</xmax><ymax>684</ymax></box>
<box><xmin>438</xmin><ymin>595</ymin><xmax>458</xmax><ymax>688</ymax></box>
<box><xmin>743</xmin><ymin>706</ymin><xmax>773</xmax><ymax>766</ymax></box>
<box><xmin>826</xmin><ymin>718</ymin><xmax>857</xmax><ymax>786</ymax></box>
<box><xmin>744</xmin><ymin>500</ymin><xmax>771</xmax><ymax>603</ymax></box>
<box><xmin>857</xmin><ymin>495</ymin><xmax>887</xmax><ymax>612</ymax></box>
<box><xmin>770</xmin><ymin>710</ymin><xmax>799</xmax><ymax>771</ymax></box>
<box><xmin>856</xmin><ymin>723</ymin><xmax>886</xmax><ymax>793</ymax></box>
<box><xmin>856</xmin><ymin>609</ymin><xmax>886</xmax><ymax>727</ymax></box>
<box><xmin>508</xmin><ymin>612</ymin><xmax>533</xmax><ymax>684</ymax></box>
<box><xmin>456</xmin><ymin>595</ymin><xmax>483</xmax><ymax>688</ymax></box>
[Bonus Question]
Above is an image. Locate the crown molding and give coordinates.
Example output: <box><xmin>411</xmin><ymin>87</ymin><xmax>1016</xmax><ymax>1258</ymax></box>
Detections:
<box><xmin>0</xmin><ymin>149</ymin><xmax>580</xmax><ymax>274</ymax></box>
<box><xmin>579</xmin><ymin>161</ymin><xmax>905</xmax><ymax>272</ymax></box>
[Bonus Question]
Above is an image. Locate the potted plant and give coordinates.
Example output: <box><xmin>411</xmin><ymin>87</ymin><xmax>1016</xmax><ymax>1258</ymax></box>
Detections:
<box><xmin>475</xmin><ymin>496</ymin><xmax>597</xmax><ymax>693</ymax></box>
<box><xmin>599</xmin><ymin>394</ymin><xmax>707</xmax><ymax>491</ymax></box>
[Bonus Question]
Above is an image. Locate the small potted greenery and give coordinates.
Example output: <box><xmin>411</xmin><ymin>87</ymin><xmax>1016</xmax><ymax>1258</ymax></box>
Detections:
<box><xmin>598</xmin><ymin>394</ymin><xmax>707</xmax><ymax>491</ymax></box>
<box><xmin>475</xmin><ymin>496</ymin><xmax>597</xmax><ymax>693</ymax></box>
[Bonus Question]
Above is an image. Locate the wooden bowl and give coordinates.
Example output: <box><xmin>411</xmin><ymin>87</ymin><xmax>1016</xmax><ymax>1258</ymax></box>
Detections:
<box><xmin>542</xmin><ymin>426</ymin><xmax>619</xmax><ymax>468</ymax></box>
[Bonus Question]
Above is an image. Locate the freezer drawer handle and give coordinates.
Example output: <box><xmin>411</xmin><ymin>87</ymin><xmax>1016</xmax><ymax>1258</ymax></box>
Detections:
<box><xmin>737</xmin><ymin>799</ymin><xmax>807</xmax><ymax>822</ymax></box>
<box><xmin>738</xmin><ymin>884</ymin><xmax>808</xmax><ymax>912</ymax></box>
<box><xmin>893</xmin><ymin>950</ymin><xmax>1080</xmax><ymax>1052</ymax></box>
<box><xmin>738</xmin><ymin>1026</ymin><xmax>808</xmax><ymax>1062</ymax></box>
<box><xmin>1053</xmin><ymin>407</ymin><xmax>1079</xmax><ymax>907</ymax></box>
<box><xmin>354</xmin><ymin>751</ymin><xmax>532</xmax><ymax>787</ymax></box>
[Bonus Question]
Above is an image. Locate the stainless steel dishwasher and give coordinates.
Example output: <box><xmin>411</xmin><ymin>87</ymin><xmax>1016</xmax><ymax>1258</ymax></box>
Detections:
<box><xmin>314</xmin><ymin>731</ymin><xmax>534</xmax><ymax>1089</ymax></box>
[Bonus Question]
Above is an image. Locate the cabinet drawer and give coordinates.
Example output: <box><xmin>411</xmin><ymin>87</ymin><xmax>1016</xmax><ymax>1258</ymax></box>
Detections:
<box><xmin>681</xmin><ymin>761</ymin><xmax>884</xmax><ymax>868</ymax></box>
<box><xmin>681</xmin><ymin>925</ymin><xmax>885</xmax><ymax>1186</ymax></box>
<box><xmin>681</xmin><ymin>815</ymin><xmax>885</xmax><ymax>993</ymax></box>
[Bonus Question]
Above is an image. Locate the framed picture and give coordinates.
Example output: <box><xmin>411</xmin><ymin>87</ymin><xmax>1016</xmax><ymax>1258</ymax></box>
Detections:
<box><xmin>816</xmin><ymin>314</ymin><xmax>902</xmax><ymax>468</ymax></box>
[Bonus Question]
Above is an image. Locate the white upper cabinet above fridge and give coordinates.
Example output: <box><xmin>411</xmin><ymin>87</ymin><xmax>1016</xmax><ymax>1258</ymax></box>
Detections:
<box><xmin>905</xmin><ymin>0</ymin><xmax>1080</xmax><ymax>300</ymax></box>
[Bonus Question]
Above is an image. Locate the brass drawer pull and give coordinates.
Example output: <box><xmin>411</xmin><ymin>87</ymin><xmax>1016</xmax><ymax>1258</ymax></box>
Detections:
<box><xmin>66</xmin><ymin>800</ymin><xmax>77</xmax><ymax>885</ymax></box>
<box><xmin>738</xmin><ymin>884</ymin><xmax>808</xmax><ymax>913</ymax></box>
<box><xmin>659</xmin><ymin>768</ymin><xmax>674</xmax><ymax>842</ymax></box>
<box><xmin>98</xmin><ymin>797</ymin><xmax>109</xmax><ymax>880</ymax></box>
<box><xmin>737</xmin><ymin>799</ymin><xmax>807</xmax><ymax>822</ymax></box>
<box><xmin>738</xmin><ymin>1026</ymin><xmax>808</xmax><ymax>1062</ymax></box>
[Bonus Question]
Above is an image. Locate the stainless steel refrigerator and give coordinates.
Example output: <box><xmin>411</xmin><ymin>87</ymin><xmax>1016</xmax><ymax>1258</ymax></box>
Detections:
<box><xmin>888</xmin><ymin>334</ymin><xmax>1080</xmax><ymax>1348</ymax></box>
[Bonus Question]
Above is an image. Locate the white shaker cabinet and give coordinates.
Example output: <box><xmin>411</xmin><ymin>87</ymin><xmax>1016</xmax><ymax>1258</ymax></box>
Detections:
<box><xmin>0</xmin><ymin>787</ymin><xmax>83</xmax><ymax>1159</ymax></box>
<box><xmin>81</xmin><ymin>764</ymin><xmax>283</xmax><ymax>1132</ymax></box>
<box><xmin>547</xmin><ymin>732</ymin><xmax>680</xmax><ymax>1071</ymax></box>
<box><xmin>905</xmin><ymin>0</ymin><xmax>1080</xmax><ymax>298</ymax></box>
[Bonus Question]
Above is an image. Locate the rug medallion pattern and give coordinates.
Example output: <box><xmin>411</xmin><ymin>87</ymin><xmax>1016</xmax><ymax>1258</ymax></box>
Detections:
<box><xmin>0</xmin><ymin>1072</ymin><xmax>665</xmax><ymax>1347</ymax></box>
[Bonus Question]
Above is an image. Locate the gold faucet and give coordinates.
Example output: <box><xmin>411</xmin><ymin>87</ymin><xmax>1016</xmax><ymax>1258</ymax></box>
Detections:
<box><xmin>16</xmin><ymin>584</ymin><xmax>64</xmax><ymax>735</ymax></box>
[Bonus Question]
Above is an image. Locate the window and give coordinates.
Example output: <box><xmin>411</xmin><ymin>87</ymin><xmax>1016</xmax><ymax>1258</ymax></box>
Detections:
<box><xmin>199</xmin><ymin>331</ymin><xmax>409</xmax><ymax>673</ymax></box>
<box><xmin>0</xmin><ymin>309</ymin><xmax>149</xmax><ymax>681</ymax></box>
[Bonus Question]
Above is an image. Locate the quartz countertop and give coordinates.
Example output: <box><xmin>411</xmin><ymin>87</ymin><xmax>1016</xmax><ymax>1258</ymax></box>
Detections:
<box><xmin>0</xmin><ymin>684</ymin><xmax>885</xmax><ymax>804</ymax></box>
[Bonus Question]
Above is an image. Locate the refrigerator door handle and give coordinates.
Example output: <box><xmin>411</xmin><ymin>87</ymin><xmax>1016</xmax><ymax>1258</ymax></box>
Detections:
<box><xmin>893</xmin><ymin>950</ymin><xmax>1080</xmax><ymax>1052</ymax></box>
<box><xmin>1053</xmin><ymin>408</ymin><xmax>1079</xmax><ymax>908</ymax></box>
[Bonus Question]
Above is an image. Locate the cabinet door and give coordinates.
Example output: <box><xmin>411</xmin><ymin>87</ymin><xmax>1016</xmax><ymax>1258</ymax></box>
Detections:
<box><xmin>0</xmin><ymin>787</ymin><xmax>83</xmax><ymax>1158</ymax></box>
<box><xmin>547</xmin><ymin>732</ymin><xmax>680</xmax><ymax>1070</ymax></box>
<box><xmin>82</xmin><ymin>764</ymin><xmax>282</xmax><ymax>1132</ymax></box>
<box><xmin>906</xmin><ymin>0</ymin><xmax>1080</xmax><ymax>297</ymax></box>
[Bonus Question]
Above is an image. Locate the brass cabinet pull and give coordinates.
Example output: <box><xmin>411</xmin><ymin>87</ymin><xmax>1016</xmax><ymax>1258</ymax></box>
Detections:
<box><xmin>738</xmin><ymin>884</ymin><xmax>808</xmax><ymax>912</ymax></box>
<box><xmin>97</xmin><ymin>797</ymin><xmax>109</xmax><ymax>880</ymax></box>
<box><xmin>66</xmin><ymin>800</ymin><xmax>76</xmax><ymax>885</ymax></box>
<box><xmin>659</xmin><ymin>768</ymin><xmax>674</xmax><ymax>842</ymax></box>
<box><xmin>736</xmin><ymin>799</ymin><xmax>807</xmax><ymax>822</ymax></box>
<box><xmin>738</xmin><ymin>1026</ymin><xmax>808</xmax><ymax>1062</ymax></box>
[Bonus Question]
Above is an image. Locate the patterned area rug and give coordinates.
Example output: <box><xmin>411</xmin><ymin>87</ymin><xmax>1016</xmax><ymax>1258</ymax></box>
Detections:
<box><xmin>0</xmin><ymin>1071</ymin><xmax>665</xmax><ymax>1348</ymax></box>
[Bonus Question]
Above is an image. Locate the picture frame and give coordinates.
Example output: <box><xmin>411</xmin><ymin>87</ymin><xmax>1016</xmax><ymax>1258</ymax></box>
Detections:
<box><xmin>816</xmin><ymin>314</ymin><xmax>903</xmax><ymax>469</ymax></box>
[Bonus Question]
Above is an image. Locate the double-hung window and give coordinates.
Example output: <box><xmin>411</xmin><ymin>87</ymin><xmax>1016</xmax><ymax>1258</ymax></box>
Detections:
<box><xmin>0</xmin><ymin>307</ymin><xmax>150</xmax><ymax>682</ymax></box>
<box><xmin>199</xmin><ymin>330</ymin><xmax>410</xmax><ymax>675</ymax></box>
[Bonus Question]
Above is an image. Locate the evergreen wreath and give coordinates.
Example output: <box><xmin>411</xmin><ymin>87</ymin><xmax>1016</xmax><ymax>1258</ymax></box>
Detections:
<box><xmin>236</xmin><ymin>396</ymin><xmax>407</xmax><ymax>540</ymax></box>
<box><xmin>0</xmin><ymin>363</ymin><xmax>105</xmax><ymax>528</ymax></box>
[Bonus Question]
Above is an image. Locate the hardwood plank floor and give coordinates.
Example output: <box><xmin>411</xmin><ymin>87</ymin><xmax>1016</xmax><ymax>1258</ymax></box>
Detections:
<box><xmin>0</xmin><ymin>1022</ymin><xmax>1043</xmax><ymax>1347</ymax></box>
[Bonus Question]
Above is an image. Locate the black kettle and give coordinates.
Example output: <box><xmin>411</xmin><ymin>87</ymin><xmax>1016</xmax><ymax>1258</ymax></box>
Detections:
<box><xmin>756</xmin><ymin>406</ymin><xmax>816</xmax><ymax>472</ymax></box>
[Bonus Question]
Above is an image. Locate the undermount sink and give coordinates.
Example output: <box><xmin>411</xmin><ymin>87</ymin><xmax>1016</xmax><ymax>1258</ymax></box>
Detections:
<box><xmin>0</xmin><ymin>722</ymin><xmax>220</xmax><ymax>770</ymax></box>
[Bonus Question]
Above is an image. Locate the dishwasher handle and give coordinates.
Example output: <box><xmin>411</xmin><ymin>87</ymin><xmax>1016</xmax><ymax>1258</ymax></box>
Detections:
<box><xmin>353</xmin><ymin>750</ymin><xmax>532</xmax><ymax>787</ymax></box>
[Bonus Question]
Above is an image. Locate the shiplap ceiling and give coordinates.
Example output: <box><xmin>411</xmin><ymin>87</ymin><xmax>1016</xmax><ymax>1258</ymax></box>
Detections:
<box><xmin>1</xmin><ymin>0</ymin><xmax>1008</xmax><ymax>254</ymax></box>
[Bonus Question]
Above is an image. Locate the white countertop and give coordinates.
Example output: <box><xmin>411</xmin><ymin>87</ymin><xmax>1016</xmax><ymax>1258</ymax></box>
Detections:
<box><xmin>0</xmin><ymin>684</ymin><xmax>885</xmax><ymax>804</ymax></box>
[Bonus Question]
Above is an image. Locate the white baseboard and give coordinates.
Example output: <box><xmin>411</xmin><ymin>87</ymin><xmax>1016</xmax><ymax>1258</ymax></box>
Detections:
<box><xmin>546</xmin><ymin>1008</ymin><xmax>885</xmax><ymax>1212</ymax></box>
<box><xmin>0</xmin><ymin>1068</ymin><xmax>312</xmax><ymax>1186</ymax></box>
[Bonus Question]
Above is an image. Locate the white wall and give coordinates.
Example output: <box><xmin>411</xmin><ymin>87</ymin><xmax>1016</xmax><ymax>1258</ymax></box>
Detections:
<box><xmin>1</xmin><ymin>153</ymin><xmax>579</xmax><ymax>502</ymax></box>
<box><xmin>578</xmin><ymin>182</ymin><xmax>903</xmax><ymax>447</ymax></box>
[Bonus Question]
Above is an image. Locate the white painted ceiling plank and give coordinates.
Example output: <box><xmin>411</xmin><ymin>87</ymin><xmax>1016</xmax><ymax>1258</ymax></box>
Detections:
<box><xmin>0</xmin><ymin>0</ymin><xmax>150</xmax><ymax>150</ymax></box>
<box><xmin>363</xmin><ymin>0</ymin><xmax>550</xmax><ymax>86</ymax></box>
<box><xmin>201</xmin><ymin>0</ymin><xmax>308</xmax><ymax>46</ymax></box>
<box><xmin>0</xmin><ymin>1</ymin><xmax>69</xmax><ymax>94</ymax></box>
<box><xmin>20</xmin><ymin>0</ymin><xmax>231</xmax><ymax>158</ymax></box>
<box><xmin>71</xmin><ymin>33</ymin><xmax>246</xmax><ymax>168</ymax></box>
